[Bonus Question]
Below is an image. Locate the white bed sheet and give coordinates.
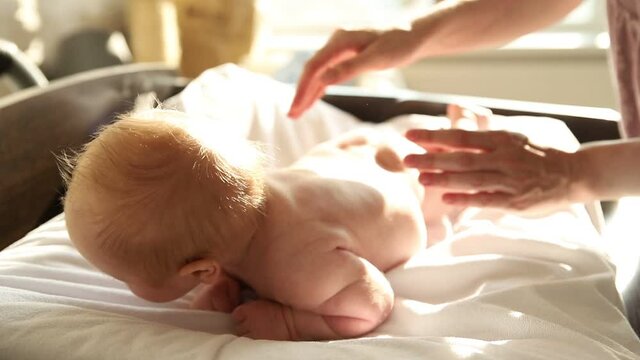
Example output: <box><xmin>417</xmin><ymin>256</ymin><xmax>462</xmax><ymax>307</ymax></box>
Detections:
<box><xmin>1</xmin><ymin>64</ymin><xmax>639</xmax><ymax>360</ymax></box>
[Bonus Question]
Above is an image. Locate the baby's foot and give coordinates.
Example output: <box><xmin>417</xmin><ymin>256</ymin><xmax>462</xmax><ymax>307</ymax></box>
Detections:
<box><xmin>232</xmin><ymin>300</ymin><xmax>295</xmax><ymax>340</ymax></box>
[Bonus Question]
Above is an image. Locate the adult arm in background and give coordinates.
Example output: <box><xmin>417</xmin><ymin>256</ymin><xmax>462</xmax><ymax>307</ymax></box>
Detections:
<box><xmin>402</xmin><ymin>127</ymin><xmax>640</xmax><ymax>211</ymax></box>
<box><xmin>288</xmin><ymin>0</ymin><xmax>583</xmax><ymax>118</ymax></box>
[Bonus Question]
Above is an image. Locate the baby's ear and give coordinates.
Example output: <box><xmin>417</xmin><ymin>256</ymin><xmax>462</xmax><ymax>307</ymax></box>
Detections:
<box><xmin>179</xmin><ymin>258</ymin><xmax>220</xmax><ymax>284</ymax></box>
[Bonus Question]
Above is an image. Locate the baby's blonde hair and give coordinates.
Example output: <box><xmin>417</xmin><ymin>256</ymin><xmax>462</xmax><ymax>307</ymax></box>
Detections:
<box><xmin>62</xmin><ymin>109</ymin><xmax>266</xmax><ymax>282</ymax></box>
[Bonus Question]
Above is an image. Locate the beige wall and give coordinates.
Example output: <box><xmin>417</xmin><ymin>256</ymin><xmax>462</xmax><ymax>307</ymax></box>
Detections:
<box><xmin>402</xmin><ymin>48</ymin><xmax>617</xmax><ymax>110</ymax></box>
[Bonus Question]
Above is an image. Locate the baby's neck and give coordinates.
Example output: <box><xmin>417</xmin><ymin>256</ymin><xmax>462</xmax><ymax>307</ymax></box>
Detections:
<box><xmin>223</xmin><ymin>178</ymin><xmax>280</xmax><ymax>285</ymax></box>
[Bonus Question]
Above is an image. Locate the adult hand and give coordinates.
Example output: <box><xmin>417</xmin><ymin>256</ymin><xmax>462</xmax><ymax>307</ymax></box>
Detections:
<box><xmin>288</xmin><ymin>28</ymin><xmax>423</xmax><ymax>119</ymax></box>
<box><xmin>403</xmin><ymin>128</ymin><xmax>577</xmax><ymax>211</ymax></box>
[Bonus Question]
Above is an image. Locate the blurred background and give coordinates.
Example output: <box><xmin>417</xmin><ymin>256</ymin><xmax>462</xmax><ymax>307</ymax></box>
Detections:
<box><xmin>0</xmin><ymin>0</ymin><xmax>613</xmax><ymax>108</ymax></box>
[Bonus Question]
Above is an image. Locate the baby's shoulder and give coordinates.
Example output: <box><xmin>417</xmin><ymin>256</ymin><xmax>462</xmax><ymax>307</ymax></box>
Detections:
<box><xmin>268</xmin><ymin>169</ymin><xmax>357</xmax><ymax>203</ymax></box>
<box><xmin>267</xmin><ymin>169</ymin><xmax>387</xmax><ymax>231</ymax></box>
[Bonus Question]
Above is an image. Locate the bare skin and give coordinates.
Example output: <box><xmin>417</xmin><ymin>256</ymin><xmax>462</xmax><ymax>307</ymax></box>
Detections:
<box><xmin>397</xmin><ymin>103</ymin><xmax>640</xmax><ymax>210</ymax></box>
<box><xmin>283</xmin><ymin>0</ymin><xmax>640</xmax><ymax>213</ymax></box>
<box><xmin>225</xmin><ymin>130</ymin><xmax>433</xmax><ymax>340</ymax></box>
<box><xmin>403</xmin><ymin>126</ymin><xmax>640</xmax><ymax>210</ymax></box>
<box><xmin>288</xmin><ymin>0</ymin><xmax>582</xmax><ymax>118</ymax></box>
<box><xmin>65</xmin><ymin>125</ymin><xmax>443</xmax><ymax>341</ymax></box>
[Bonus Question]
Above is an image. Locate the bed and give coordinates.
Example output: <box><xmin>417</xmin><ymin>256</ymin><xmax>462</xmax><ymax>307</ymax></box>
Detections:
<box><xmin>0</xmin><ymin>63</ymin><xmax>638</xmax><ymax>359</ymax></box>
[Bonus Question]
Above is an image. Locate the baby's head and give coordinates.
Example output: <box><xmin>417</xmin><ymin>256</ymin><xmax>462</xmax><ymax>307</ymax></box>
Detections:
<box><xmin>63</xmin><ymin>110</ymin><xmax>265</xmax><ymax>302</ymax></box>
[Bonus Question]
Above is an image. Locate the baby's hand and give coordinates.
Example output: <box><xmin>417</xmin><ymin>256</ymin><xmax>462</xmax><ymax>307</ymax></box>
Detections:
<box><xmin>232</xmin><ymin>300</ymin><xmax>295</xmax><ymax>340</ymax></box>
<box><xmin>191</xmin><ymin>273</ymin><xmax>241</xmax><ymax>313</ymax></box>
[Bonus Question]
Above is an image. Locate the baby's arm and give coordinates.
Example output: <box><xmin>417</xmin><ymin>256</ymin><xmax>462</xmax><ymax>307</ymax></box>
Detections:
<box><xmin>233</xmin><ymin>246</ymin><xmax>393</xmax><ymax>340</ymax></box>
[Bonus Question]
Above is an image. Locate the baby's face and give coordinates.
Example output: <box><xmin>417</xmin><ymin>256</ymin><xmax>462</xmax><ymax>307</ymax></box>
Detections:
<box><xmin>119</xmin><ymin>272</ymin><xmax>199</xmax><ymax>303</ymax></box>
<box><xmin>82</xmin><ymin>242</ymin><xmax>200</xmax><ymax>302</ymax></box>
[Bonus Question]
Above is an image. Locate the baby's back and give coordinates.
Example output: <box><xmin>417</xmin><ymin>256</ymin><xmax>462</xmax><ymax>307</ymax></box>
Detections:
<box><xmin>265</xmin><ymin>129</ymin><xmax>428</xmax><ymax>272</ymax></box>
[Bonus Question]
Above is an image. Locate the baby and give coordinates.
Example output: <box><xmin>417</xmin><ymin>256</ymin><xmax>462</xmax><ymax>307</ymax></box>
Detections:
<box><xmin>63</xmin><ymin>109</ymin><xmax>440</xmax><ymax>341</ymax></box>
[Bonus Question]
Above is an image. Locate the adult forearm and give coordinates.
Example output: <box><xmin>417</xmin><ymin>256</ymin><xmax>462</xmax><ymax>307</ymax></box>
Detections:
<box><xmin>571</xmin><ymin>139</ymin><xmax>640</xmax><ymax>202</ymax></box>
<box><xmin>411</xmin><ymin>0</ymin><xmax>582</xmax><ymax>57</ymax></box>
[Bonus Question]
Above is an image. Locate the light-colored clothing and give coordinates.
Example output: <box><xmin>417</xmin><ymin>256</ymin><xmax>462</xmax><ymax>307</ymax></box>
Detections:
<box><xmin>608</xmin><ymin>0</ymin><xmax>640</xmax><ymax>137</ymax></box>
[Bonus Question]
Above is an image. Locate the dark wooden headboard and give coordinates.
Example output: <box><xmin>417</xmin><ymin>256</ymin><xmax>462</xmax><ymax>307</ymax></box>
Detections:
<box><xmin>0</xmin><ymin>64</ymin><xmax>183</xmax><ymax>249</ymax></box>
<box><xmin>323</xmin><ymin>86</ymin><xmax>621</xmax><ymax>143</ymax></box>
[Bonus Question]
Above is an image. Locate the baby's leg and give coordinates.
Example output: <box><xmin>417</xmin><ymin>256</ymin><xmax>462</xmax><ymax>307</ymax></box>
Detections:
<box><xmin>234</xmin><ymin>252</ymin><xmax>393</xmax><ymax>341</ymax></box>
<box><xmin>233</xmin><ymin>299</ymin><xmax>370</xmax><ymax>341</ymax></box>
<box><xmin>233</xmin><ymin>299</ymin><xmax>295</xmax><ymax>340</ymax></box>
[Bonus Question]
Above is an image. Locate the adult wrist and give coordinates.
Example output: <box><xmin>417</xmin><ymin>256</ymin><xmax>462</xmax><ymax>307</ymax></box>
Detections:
<box><xmin>566</xmin><ymin>149</ymin><xmax>597</xmax><ymax>203</ymax></box>
<box><xmin>409</xmin><ymin>15</ymin><xmax>442</xmax><ymax>58</ymax></box>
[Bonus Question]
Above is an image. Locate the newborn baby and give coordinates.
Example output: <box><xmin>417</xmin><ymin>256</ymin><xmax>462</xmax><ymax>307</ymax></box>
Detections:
<box><xmin>63</xmin><ymin>109</ymin><xmax>437</xmax><ymax>341</ymax></box>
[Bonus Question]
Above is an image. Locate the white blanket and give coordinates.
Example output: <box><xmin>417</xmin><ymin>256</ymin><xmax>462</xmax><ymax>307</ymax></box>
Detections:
<box><xmin>1</xmin><ymin>65</ymin><xmax>639</xmax><ymax>360</ymax></box>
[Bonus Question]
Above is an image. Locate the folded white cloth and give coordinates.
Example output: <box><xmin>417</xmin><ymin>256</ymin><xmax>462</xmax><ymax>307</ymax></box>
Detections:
<box><xmin>1</xmin><ymin>64</ymin><xmax>638</xmax><ymax>360</ymax></box>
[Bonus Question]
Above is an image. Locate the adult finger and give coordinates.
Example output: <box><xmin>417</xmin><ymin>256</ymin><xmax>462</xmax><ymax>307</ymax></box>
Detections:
<box><xmin>441</xmin><ymin>191</ymin><xmax>513</xmax><ymax>208</ymax></box>
<box><xmin>291</xmin><ymin>77</ymin><xmax>331</xmax><ymax>119</ymax></box>
<box><xmin>404</xmin><ymin>151</ymin><xmax>497</xmax><ymax>172</ymax></box>
<box><xmin>289</xmin><ymin>31</ymin><xmax>376</xmax><ymax>118</ymax></box>
<box><xmin>320</xmin><ymin>42</ymin><xmax>386</xmax><ymax>85</ymax></box>
<box><xmin>289</xmin><ymin>49</ymin><xmax>355</xmax><ymax>118</ymax></box>
<box><xmin>418</xmin><ymin>171</ymin><xmax>517</xmax><ymax>193</ymax></box>
<box><xmin>289</xmin><ymin>50</ymin><xmax>356</xmax><ymax>118</ymax></box>
<box><xmin>310</xmin><ymin>30</ymin><xmax>376</xmax><ymax>72</ymax></box>
<box><xmin>406</xmin><ymin>129</ymin><xmax>522</xmax><ymax>151</ymax></box>
<box><xmin>447</xmin><ymin>103</ymin><xmax>463</xmax><ymax>128</ymax></box>
<box><xmin>447</xmin><ymin>103</ymin><xmax>463</xmax><ymax>121</ymax></box>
